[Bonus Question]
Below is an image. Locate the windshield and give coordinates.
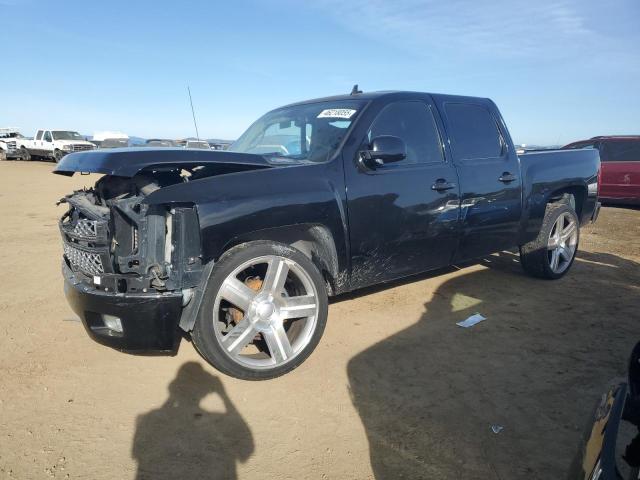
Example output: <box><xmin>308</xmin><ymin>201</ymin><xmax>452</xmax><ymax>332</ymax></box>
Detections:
<box><xmin>52</xmin><ymin>131</ymin><xmax>84</xmax><ymax>141</ymax></box>
<box><xmin>230</xmin><ymin>100</ymin><xmax>365</xmax><ymax>163</ymax></box>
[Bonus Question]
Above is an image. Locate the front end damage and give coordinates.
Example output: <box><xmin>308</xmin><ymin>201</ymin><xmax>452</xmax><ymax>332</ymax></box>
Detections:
<box><xmin>59</xmin><ymin>172</ymin><xmax>203</xmax><ymax>352</ymax></box>
<box><xmin>55</xmin><ymin>148</ymin><xmax>273</xmax><ymax>353</ymax></box>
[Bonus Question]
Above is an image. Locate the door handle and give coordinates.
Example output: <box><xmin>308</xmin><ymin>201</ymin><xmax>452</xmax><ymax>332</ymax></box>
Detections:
<box><xmin>431</xmin><ymin>179</ymin><xmax>456</xmax><ymax>192</ymax></box>
<box><xmin>498</xmin><ymin>172</ymin><xmax>517</xmax><ymax>183</ymax></box>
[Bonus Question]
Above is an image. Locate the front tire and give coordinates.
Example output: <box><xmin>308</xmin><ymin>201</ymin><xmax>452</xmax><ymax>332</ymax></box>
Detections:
<box><xmin>192</xmin><ymin>241</ymin><xmax>328</xmax><ymax>380</ymax></box>
<box><xmin>53</xmin><ymin>149</ymin><xmax>64</xmax><ymax>163</ymax></box>
<box><xmin>519</xmin><ymin>202</ymin><xmax>579</xmax><ymax>279</ymax></box>
<box><xmin>20</xmin><ymin>147</ymin><xmax>31</xmax><ymax>161</ymax></box>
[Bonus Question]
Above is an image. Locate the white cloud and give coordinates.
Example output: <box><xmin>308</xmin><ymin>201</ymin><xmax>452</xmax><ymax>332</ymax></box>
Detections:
<box><xmin>307</xmin><ymin>0</ymin><xmax>595</xmax><ymax>60</ymax></box>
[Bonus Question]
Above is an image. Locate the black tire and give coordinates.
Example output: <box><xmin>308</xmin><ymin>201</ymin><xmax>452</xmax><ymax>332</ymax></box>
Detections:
<box><xmin>192</xmin><ymin>241</ymin><xmax>329</xmax><ymax>380</ymax></box>
<box><xmin>519</xmin><ymin>201</ymin><xmax>580</xmax><ymax>279</ymax></box>
<box><xmin>20</xmin><ymin>147</ymin><xmax>31</xmax><ymax>161</ymax></box>
<box><xmin>0</xmin><ymin>150</ymin><xmax>6</xmax><ymax>161</ymax></box>
<box><xmin>53</xmin><ymin>149</ymin><xmax>64</xmax><ymax>163</ymax></box>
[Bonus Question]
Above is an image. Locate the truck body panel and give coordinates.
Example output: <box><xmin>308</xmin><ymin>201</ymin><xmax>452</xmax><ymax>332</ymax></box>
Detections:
<box><xmin>54</xmin><ymin>90</ymin><xmax>601</xmax><ymax>353</ymax></box>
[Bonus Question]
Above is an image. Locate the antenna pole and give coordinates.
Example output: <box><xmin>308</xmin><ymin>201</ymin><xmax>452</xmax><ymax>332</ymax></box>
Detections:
<box><xmin>187</xmin><ymin>86</ymin><xmax>200</xmax><ymax>141</ymax></box>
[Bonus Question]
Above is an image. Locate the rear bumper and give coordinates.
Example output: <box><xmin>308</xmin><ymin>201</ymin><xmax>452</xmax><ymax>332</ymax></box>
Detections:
<box><xmin>599</xmin><ymin>196</ymin><xmax>640</xmax><ymax>206</ymax></box>
<box><xmin>63</xmin><ymin>263</ymin><xmax>183</xmax><ymax>353</ymax></box>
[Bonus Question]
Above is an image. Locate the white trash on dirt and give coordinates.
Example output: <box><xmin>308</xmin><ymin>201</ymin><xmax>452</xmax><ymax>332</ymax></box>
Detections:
<box><xmin>456</xmin><ymin>313</ymin><xmax>487</xmax><ymax>328</ymax></box>
<box><xmin>491</xmin><ymin>425</ymin><xmax>504</xmax><ymax>434</ymax></box>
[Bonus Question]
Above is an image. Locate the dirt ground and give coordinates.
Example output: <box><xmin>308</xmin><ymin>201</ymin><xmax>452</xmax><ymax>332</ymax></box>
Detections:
<box><xmin>1</xmin><ymin>160</ymin><xmax>639</xmax><ymax>479</ymax></box>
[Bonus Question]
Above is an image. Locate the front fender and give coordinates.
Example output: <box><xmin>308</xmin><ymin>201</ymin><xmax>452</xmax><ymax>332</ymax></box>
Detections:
<box><xmin>145</xmin><ymin>161</ymin><xmax>350</xmax><ymax>286</ymax></box>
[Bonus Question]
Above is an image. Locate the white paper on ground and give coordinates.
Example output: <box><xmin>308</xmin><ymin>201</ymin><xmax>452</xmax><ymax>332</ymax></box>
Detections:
<box><xmin>456</xmin><ymin>313</ymin><xmax>487</xmax><ymax>328</ymax></box>
<box><xmin>491</xmin><ymin>425</ymin><xmax>504</xmax><ymax>434</ymax></box>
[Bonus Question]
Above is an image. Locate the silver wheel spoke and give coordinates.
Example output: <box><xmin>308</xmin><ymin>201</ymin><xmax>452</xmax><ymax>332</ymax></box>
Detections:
<box><xmin>221</xmin><ymin>317</ymin><xmax>257</xmax><ymax>356</ymax></box>
<box><xmin>559</xmin><ymin>246</ymin><xmax>573</xmax><ymax>261</ymax></box>
<box><xmin>550</xmin><ymin>249</ymin><xmax>561</xmax><ymax>271</ymax></box>
<box><xmin>281</xmin><ymin>294</ymin><xmax>317</xmax><ymax>319</ymax></box>
<box><xmin>263</xmin><ymin>324</ymin><xmax>294</xmax><ymax>363</ymax></box>
<box><xmin>548</xmin><ymin>234</ymin><xmax>560</xmax><ymax>249</ymax></box>
<box><xmin>219</xmin><ymin>277</ymin><xmax>256</xmax><ymax>311</ymax></box>
<box><xmin>561</xmin><ymin>221</ymin><xmax>577</xmax><ymax>242</ymax></box>
<box><xmin>262</xmin><ymin>257</ymin><xmax>289</xmax><ymax>296</ymax></box>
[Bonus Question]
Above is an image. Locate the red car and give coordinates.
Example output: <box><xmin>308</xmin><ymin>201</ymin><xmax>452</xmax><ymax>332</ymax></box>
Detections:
<box><xmin>563</xmin><ymin>136</ymin><xmax>640</xmax><ymax>205</ymax></box>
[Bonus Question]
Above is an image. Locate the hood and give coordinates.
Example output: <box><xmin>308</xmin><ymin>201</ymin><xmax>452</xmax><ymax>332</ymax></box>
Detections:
<box><xmin>53</xmin><ymin>147</ymin><xmax>273</xmax><ymax>177</ymax></box>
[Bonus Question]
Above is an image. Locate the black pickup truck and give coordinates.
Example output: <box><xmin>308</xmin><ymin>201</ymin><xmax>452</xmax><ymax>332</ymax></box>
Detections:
<box><xmin>55</xmin><ymin>90</ymin><xmax>600</xmax><ymax>380</ymax></box>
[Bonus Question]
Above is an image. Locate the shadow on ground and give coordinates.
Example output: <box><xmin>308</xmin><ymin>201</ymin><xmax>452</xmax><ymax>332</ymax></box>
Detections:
<box><xmin>132</xmin><ymin>362</ymin><xmax>253</xmax><ymax>480</ymax></box>
<box><xmin>348</xmin><ymin>251</ymin><xmax>640</xmax><ymax>479</ymax></box>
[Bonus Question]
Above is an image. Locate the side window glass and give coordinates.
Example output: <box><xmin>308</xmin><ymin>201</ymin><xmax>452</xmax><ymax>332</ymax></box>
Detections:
<box><xmin>601</xmin><ymin>140</ymin><xmax>640</xmax><ymax>162</ymax></box>
<box><xmin>367</xmin><ymin>101</ymin><xmax>444</xmax><ymax>165</ymax></box>
<box><xmin>445</xmin><ymin>103</ymin><xmax>504</xmax><ymax>160</ymax></box>
<box><xmin>566</xmin><ymin>142</ymin><xmax>595</xmax><ymax>150</ymax></box>
<box><xmin>35</xmin><ymin>130</ymin><xmax>43</xmax><ymax>140</ymax></box>
<box><xmin>43</xmin><ymin>131</ymin><xmax>52</xmax><ymax>142</ymax></box>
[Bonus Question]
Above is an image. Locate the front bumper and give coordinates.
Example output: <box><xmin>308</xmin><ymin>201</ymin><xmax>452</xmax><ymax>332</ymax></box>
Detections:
<box><xmin>63</xmin><ymin>262</ymin><xmax>183</xmax><ymax>353</ymax></box>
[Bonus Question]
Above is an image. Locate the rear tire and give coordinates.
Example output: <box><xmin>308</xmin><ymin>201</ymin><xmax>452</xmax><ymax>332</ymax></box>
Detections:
<box><xmin>519</xmin><ymin>201</ymin><xmax>579</xmax><ymax>279</ymax></box>
<box><xmin>192</xmin><ymin>241</ymin><xmax>328</xmax><ymax>380</ymax></box>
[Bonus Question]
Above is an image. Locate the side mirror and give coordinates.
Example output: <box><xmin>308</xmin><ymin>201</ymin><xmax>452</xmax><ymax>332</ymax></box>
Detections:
<box><xmin>359</xmin><ymin>135</ymin><xmax>406</xmax><ymax>169</ymax></box>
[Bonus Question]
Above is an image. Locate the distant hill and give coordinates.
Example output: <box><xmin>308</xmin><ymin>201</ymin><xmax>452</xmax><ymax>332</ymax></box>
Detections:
<box><xmin>84</xmin><ymin>134</ymin><xmax>233</xmax><ymax>146</ymax></box>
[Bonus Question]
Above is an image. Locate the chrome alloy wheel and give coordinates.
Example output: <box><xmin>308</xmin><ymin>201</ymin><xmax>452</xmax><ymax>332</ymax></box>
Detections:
<box><xmin>212</xmin><ymin>255</ymin><xmax>319</xmax><ymax>369</ymax></box>
<box><xmin>547</xmin><ymin>212</ymin><xmax>578</xmax><ymax>274</ymax></box>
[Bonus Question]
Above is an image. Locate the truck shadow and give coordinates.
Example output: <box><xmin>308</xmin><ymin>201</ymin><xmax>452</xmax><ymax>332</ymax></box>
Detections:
<box><xmin>347</xmin><ymin>251</ymin><xmax>640</xmax><ymax>479</ymax></box>
<box><xmin>131</xmin><ymin>362</ymin><xmax>253</xmax><ymax>480</ymax></box>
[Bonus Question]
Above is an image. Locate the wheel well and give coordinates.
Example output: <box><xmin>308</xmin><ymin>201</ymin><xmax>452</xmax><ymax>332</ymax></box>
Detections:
<box><xmin>221</xmin><ymin>224</ymin><xmax>340</xmax><ymax>295</ymax></box>
<box><xmin>548</xmin><ymin>186</ymin><xmax>586</xmax><ymax>219</ymax></box>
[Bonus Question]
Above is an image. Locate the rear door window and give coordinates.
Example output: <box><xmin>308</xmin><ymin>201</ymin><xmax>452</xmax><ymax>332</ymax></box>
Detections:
<box><xmin>35</xmin><ymin>130</ymin><xmax>43</xmax><ymax>140</ymax></box>
<box><xmin>43</xmin><ymin>131</ymin><xmax>52</xmax><ymax>142</ymax></box>
<box><xmin>445</xmin><ymin>103</ymin><xmax>504</xmax><ymax>161</ymax></box>
<box><xmin>601</xmin><ymin>140</ymin><xmax>640</xmax><ymax>162</ymax></box>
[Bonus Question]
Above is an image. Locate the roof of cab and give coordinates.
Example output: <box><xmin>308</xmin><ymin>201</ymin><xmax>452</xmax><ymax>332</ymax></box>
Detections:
<box><xmin>280</xmin><ymin>90</ymin><xmax>491</xmax><ymax>109</ymax></box>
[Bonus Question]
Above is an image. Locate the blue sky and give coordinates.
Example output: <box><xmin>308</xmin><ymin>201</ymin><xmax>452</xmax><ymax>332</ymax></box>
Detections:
<box><xmin>1</xmin><ymin>0</ymin><xmax>638</xmax><ymax>145</ymax></box>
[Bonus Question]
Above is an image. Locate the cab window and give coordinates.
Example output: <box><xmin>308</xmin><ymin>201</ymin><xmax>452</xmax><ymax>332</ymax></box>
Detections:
<box><xmin>43</xmin><ymin>131</ymin><xmax>52</xmax><ymax>142</ymax></box>
<box><xmin>367</xmin><ymin>101</ymin><xmax>444</xmax><ymax>165</ymax></box>
<box><xmin>445</xmin><ymin>103</ymin><xmax>504</xmax><ymax>160</ymax></box>
<box><xmin>35</xmin><ymin>130</ymin><xmax>43</xmax><ymax>140</ymax></box>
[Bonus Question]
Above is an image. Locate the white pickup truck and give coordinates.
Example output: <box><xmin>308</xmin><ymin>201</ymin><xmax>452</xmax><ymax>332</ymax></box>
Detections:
<box><xmin>19</xmin><ymin>129</ymin><xmax>95</xmax><ymax>162</ymax></box>
<box><xmin>0</xmin><ymin>128</ymin><xmax>29</xmax><ymax>160</ymax></box>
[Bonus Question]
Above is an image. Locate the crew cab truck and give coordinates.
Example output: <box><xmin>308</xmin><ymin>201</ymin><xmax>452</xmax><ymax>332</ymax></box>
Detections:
<box><xmin>55</xmin><ymin>90</ymin><xmax>600</xmax><ymax>380</ymax></box>
<box><xmin>0</xmin><ymin>128</ymin><xmax>28</xmax><ymax>160</ymax></box>
<box><xmin>20</xmin><ymin>129</ymin><xmax>95</xmax><ymax>162</ymax></box>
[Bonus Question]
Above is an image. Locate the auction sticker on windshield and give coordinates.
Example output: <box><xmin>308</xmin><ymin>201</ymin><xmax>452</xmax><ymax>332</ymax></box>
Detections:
<box><xmin>317</xmin><ymin>109</ymin><xmax>357</xmax><ymax>119</ymax></box>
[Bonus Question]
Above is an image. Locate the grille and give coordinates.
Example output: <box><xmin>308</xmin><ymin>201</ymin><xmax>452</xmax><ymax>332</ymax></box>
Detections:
<box><xmin>6</xmin><ymin>141</ymin><xmax>17</xmax><ymax>153</ymax></box>
<box><xmin>63</xmin><ymin>243</ymin><xmax>104</xmax><ymax>276</ymax></box>
<box><xmin>71</xmin><ymin>144</ymin><xmax>94</xmax><ymax>152</ymax></box>
<box><xmin>71</xmin><ymin>218</ymin><xmax>97</xmax><ymax>238</ymax></box>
